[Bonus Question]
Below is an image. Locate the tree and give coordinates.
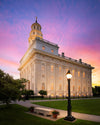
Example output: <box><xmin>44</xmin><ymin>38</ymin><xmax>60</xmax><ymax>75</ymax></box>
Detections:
<box><xmin>0</xmin><ymin>69</ymin><xmax>26</xmax><ymax>106</ymax></box>
<box><xmin>22</xmin><ymin>90</ymin><xmax>34</xmax><ymax>100</ymax></box>
<box><xmin>92</xmin><ymin>86</ymin><xmax>100</xmax><ymax>96</ymax></box>
<box><xmin>39</xmin><ymin>90</ymin><xmax>47</xmax><ymax>98</ymax></box>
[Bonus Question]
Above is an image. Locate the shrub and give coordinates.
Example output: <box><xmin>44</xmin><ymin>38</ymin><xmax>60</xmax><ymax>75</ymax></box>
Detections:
<box><xmin>52</xmin><ymin>110</ymin><xmax>59</xmax><ymax>115</ymax></box>
<box><xmin>22</xmin><ymin>90</ymin><xmax>34</xmax><ymax>100</ymax></box>
<box><xmin>39</xmin><ymin>90</ymin><xmax>47</xmax><ymax>98</ymax></box>
<box><xmin>29</xmin><ymin>106</ymin><xmax>34</xmax><ymax>113</ymax></box>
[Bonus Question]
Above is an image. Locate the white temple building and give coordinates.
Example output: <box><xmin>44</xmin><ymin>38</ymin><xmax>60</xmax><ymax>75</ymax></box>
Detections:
<box><xmin>19</xmin><ymin>18</ymin><xmax>94</xmax><ymax>97</ymax></box>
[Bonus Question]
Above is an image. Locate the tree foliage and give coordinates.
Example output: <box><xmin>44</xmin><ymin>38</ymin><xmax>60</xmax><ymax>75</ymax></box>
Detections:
<box><xmin>0</xmin><ymin>69</ymin><xmax>27</xmax><ymax>105</ymax></box>
<box><xmin>22</xmin><ymin>90</ymin><xmax>34</xmax><ymax>100</ymax></box>
<box><xmin>39</xmin><ymin>90</ymin><xmax>47</xmax><ymax>98</ymax></box>
<box><xmin>92</xmin><ymin>86</ymin><xmax>100</xmax><ymax>96</ymax></box>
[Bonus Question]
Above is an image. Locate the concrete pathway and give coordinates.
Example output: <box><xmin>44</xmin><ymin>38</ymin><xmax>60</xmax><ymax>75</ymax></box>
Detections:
<box><xmin>16</xmin><ymin>100</ymin><xmax>100</xmax><ymax>123</ymax></box>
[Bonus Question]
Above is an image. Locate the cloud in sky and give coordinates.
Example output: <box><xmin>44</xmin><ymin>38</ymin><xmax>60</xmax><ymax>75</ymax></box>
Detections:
<box><xmin>0</xmin><ymin>0</ymin><xmax>100</xmax><ymax>86</ymax></box>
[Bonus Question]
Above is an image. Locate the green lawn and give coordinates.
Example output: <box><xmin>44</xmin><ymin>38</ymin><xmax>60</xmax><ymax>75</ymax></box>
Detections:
<box><xmin>0</xmin><ymin>104</ymin><xmax>100</xmax><ymax>125</ymax></box>
<box><xmin>29</xmin><ymin>97</ymin><xmax>65</xmax><ymax>100</ymax></box>
<box><xmin>33</xmin><ymin>99</ymin><xmax>100</xmax><ymax>116</ymax></box>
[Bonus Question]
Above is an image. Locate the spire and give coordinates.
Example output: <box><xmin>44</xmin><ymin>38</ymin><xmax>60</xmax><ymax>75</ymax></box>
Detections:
<box><xmin>35</xmin><ymin>16</ymin><xmax>37</xmax><ymax>23</ymax></box>
<box><xmin>28</xmin><ymin>17</ymin><xmax>43</xmax><ymax>44</ymax></box>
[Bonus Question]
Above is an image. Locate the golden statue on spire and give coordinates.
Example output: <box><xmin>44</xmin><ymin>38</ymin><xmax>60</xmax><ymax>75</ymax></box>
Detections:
<box><xmin>35</xmin><ymin>16</ymin><xmax>37</xmax><ymax>23</ymax></box>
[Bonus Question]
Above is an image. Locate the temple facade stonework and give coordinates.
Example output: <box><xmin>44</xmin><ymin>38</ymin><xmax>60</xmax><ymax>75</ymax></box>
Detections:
<box><xmin>19</xmin><ymin>18</ymin><xmax>94</xmax><ymax>97</ymax></box>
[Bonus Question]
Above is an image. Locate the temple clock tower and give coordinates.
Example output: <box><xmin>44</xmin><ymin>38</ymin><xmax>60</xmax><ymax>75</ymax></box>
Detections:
<box><xmin>28</xmin><ymin>17</ymin><xmax>43</xmax><ymax>45</ymax></box>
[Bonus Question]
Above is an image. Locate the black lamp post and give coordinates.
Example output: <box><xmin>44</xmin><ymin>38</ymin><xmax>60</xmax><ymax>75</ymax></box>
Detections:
<box><xmin>64</xmin><ymin>70</ymin><xmax>76</xmax><ymax>121</ymax></box>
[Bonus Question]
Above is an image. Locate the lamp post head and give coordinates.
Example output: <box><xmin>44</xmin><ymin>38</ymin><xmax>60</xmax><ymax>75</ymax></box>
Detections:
<box><xmin>66</xmin><ymin>70</ymin><xmax>72</xmax><ymax>80</ymax></box>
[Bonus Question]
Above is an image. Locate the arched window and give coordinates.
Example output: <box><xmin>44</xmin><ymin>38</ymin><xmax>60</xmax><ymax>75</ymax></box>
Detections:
<box><xmin>88</xmin><ymin>87</ymin><xmax>90</xmax><ymax>92</ymax></box>
<box><xmin>51</xmin><ymin>49</ymin><xmax>54</xmax><ymax>53</ymax></box>
<box><xmin>59</xmin><ymin>67</ymin><xmax>61</xmax><ymax>72</ymax></box>
<box><xmin>83</xmin><ymin>72</ymin><xmax>85</xmax><ymax>78</ymax></box>
<box><xmin>28</xmin><ymin>81</ymin><xmax>30</xmax><ymax>90</ymax></box>
<box><xmin>73</xmin><ymin>85</ymin><xmax>75</xmax><ymax>91</ymax></box>
<box><xmin>73</xmin><ymin>94</ymin><xmax>75</xmax><ymax>96</ymax></box>
<box><xmin>42</xmin><ymin>83</ymin><xmax>45</xmax><ymax>90</ymax></box>
<box><xmin>66</xmin><ymin>69</ymin><xmax>68</xmax><ymax>72</ymax></box>
<box><xmin>42</xmin><ymin>46</ymin><xmax>45</xmax><ymax>50</ymax></box>
<box><xmin>59</xmin><ymin>84</ymin><xmax>62</xmax><ymax>90</ymax></box>
<box><xmin>51</xmin><ymin>65</ymin><xmax>54</xmax><ymax>72</ymax></box>
<box><xmin>78</xmin><ymin>79</ymin><xmax>80</xmax><ymax>83</ymax></box>
<box><xmin>78</xmin><ymin>71</ymin><xmax>80</xmax><ymax>77</ymax></box>
<box><xmin>42</xmin><ymin>74</ymin><xmax>45</xmax><ymax>77</ymax></box>
<box><xmin>84</xmin><ymin>87</ymin><xmax>85</xmax><ymax>91</ymax></box>
<box><xmin>41</xmin><ymin>63</ymin><xmax>45</xmax><ymax>70</ymax></box>
<box><xmin>51</xmin><ymin>75</ymin><xmax>54</xmax><ymax>79</ymax></box>
<box><xmin>59</xmin><ymin>94</ymin><xmax>62</xmax><ymax>97</ymax></box>
<box><xmin>78</xmin><ymin>86</ymin><xmax>80</xmax><ymax>91</ymax></box>
<box><xmin>72</xmin><ymin>70</ymin><xmax>75</xmax><ymax>76</ymax></box>
<box><xmin>59</xmin><ymin>76</ymin><xmax>62</xmax><ymax>80</ymax></box>
<box><xmin>51</xmin><ymin>83</ymin><xmax>54</xmax><ymax>90</ymax></box>
<box><xmin>51</xmin><ymin>94</ymin><xmax>54</xmax><ymax>97</ymax></box>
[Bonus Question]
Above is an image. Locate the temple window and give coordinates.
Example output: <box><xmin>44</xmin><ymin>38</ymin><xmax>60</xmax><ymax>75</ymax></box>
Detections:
<box><xmin>59</xmin><ymin>94</ymin><xmax>62</xmax><ymax>97</ymax></box>
<box><xmin>88</xmin><ymin>87</ymin><xmax>90</xmax><ymax>91</ymax></box>
<box><xmin>42</xmin><ymin>83</ymin><xmax>45</xmax><ymax>90</ymax></box>
<box><xmin>51</xmin><ymin>83</ymin><xmax>54</xmax><ymax>90</ymax></box>
<box><xmin>51</xmin><ymin>75</ymin><xmax>54</xmax><ymax>79</ymax></box>
<box><xmin>51</xmin><ymin>94</ymin><xmax>54</xmax><ymax>97</ymax></box>
<box><xmin>78</xmin><ymin>71</ymin><xmax>80</xmax><ymax>77</ymax></box>
<box><xmin>78</xmin><ymin>79</ymin><xmax>80</xmax><ymax>83</ymax></box>
<box><xmin>42</xmin><ymin>46</ymin><xmax>45</xmax><ymax>50</ymax></box>
<box><xmin>73</xmin><ymin>85</ymin><xmax>75</xmax><ymax>91</ymax></box>
<box><xmin>28</xmin><ymin>81</ymin><xmax>30</xmax><ymax>90</ymax></box>
<box><xmin>42</xmin><ymin>74</ymin><xmax>45</xmax><ymax>77</ymax></box>
<box><xmin>51</xmin><ymin>49</ymin><xmax>54</xmax><ymax>53</ymax></box>
<box><xmin>59</xmin><ymin>76</ymin><xmax>62</xmax><ymax>80</ymax></box>
<box><xmin>41</xmin><ymin>63</ymin><xmax>45</xmax><ymax>70</ymax></box>
<box><xmin>66</xmin><ymin>69</ymin><xmax>68</xmax><ymax>73</ymax></box>
<box><xmin>78</xmin><ymin>86</ymin><xmax>80</xmax><ymax>91</ymax></box>
<box><xmin>59</xmin><ymin>67</ymin><xmax>61</xmax><ymax>72</ymax></box>
<box><xmin>84</xmin><ymin>87</ymin><xmax>85</xmax><ymax>91</ymax></box>
<box><xmin>72</xmin><ymin>70</ymin><xmax>75</xmax><ymax>76</ymax></box>
<box><xmin>73</xmin><ymin>94</ymin><xmax>75</xmax><ymax>96</ymax></box>
<box><xmin>83</xmin><ymin>72</ymin><xmax>85</xmax><ymax>78</ymax></box>
<box><xmin>59</xmin><ymin>84</ymin><xmax>62</xmax><ymax>90</ymax></box>
<box><xmin>51</xmin><ymin>65</ymin><xmax>54</xmax><ymax>72</ymax></box>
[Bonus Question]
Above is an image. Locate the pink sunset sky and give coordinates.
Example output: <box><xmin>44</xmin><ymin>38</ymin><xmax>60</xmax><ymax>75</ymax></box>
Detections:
<box><xmin>0</xmin><ymin>0</ymin><xmax>100</xmax><ymax>86</ymax></box>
